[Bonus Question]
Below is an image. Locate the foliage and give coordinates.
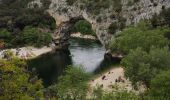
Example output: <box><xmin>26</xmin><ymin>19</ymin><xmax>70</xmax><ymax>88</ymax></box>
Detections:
<box><xmin>162</xmin><ymin>27</ymin><xmax>170</xmax><ymax>39</ymax></box>
<box><xmin>0</xmin><ymin>0</ymin><xmax>56</xmax><ymax>30</ymax></box>
<box><xmin>90</xmin><ymin>87</ymin><xmax>140</xmax><ymax>100</ymax></box>
<box><xmin>147</xmin><ymin>70</ymin><xmax>170</xmax><ymax>100</ymax></box>
<box><xmin>20</xmin><ymin>26</ymin><xmax>52</xmax><ymax>47</ymax></box>
<box><xmin>160</xmin><ymin>8</ymin><xmax>170</xmax><ymax>27</ymax></box>
<box><xmin>0</xmin><ymin>52</ymin><xmax>44</xmax><ymax>100</ymax></box>
<box><xmin>74</xmin><ymin>20</ymin><xmax>95</xmax><ymax>35</ymax></box>
<box><xmin>121</xmin><ymin>47</ymin><xmax>170</xmax><ymax>87</ymax></box>
<box><xmin>0</xmin><ymin>28</ymin><xmax>11</xmax><ymax>39</ymax></box>
<box><xmin>0</xmin><ymin>29</ymin><xmax>12</xmax><ymax>48</ymax></box>
<box><xmin>109</xmin><ymin>21</ymin><xmax>169</xmax><ymax>54</ymax></box>
<box><xmin>0</xmin><ymin>0</ymin><xmax>55</xmax><ymax>47</ymax></box>
<box><xmin>108</xmin><ymin>22</ymin><xmax>118</xmax><ymax>34</ymax></box>
<box><xmin>55</xmin><ymin>66</ymin><xmax>90</xmax><ymax>100</ymax></box>
<box><xmin>151</xmin><ymin>8</ymin><xmax>170</xmax><ymax>27</ymax></box>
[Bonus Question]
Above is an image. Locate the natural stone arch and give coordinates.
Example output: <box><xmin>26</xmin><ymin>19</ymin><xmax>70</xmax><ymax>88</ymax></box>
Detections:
<box><xmin>51</xmin><ymin>15</ymin><xmax>100</xmax><ymax>50</ymax></box>
<box><xmin>47</xmin><ymin>0</ymin><xmax>113</xmax><ymax>47</ymax></box>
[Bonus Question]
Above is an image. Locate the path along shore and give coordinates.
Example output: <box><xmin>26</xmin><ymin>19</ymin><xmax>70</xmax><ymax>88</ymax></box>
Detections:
<box><xmin>0</xmin><ymin>46</ymin><xmax>52</xmax><ymax>59</ymax></box>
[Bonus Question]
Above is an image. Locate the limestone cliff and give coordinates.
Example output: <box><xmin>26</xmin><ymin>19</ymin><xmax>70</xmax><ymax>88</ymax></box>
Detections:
<box><xmin>34</xmin><ymin>0</ymin><xmax>170</xmax><ymax>47</ymax></box>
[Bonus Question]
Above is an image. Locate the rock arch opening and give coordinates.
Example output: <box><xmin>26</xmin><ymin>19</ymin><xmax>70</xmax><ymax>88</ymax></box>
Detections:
<box><xmin>52</xmin><ymin>16</ymin><xmax>97</xmax><ymax>50</ymax></box>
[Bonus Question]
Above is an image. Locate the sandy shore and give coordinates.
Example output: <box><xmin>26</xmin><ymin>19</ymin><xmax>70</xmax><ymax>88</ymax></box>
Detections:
<box><xmin>71</xmin><ymin>32</ymin><xmax>97</xmax><ymax>40</ymax></box>
<box><xmin>89</xmin><ymin>67</ymin><xmax>133</xmax><ymax>91</ymax></box>
<box><xmin>0</xmin><ymin>46</ymin><xmax>52</xmax><ymax>59</ymax></box>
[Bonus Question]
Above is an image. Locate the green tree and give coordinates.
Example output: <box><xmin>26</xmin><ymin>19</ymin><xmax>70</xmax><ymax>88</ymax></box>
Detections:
<box><xmin>21</xmin><ymin>26</ymin><xmax>52</xmax><ymax>47</ymax></box>
<box><xmin>161</xmin><ymin>8</ymin><xmax>170</xmax><ymax>26</ymax></box>
<box><xmin>147</xmin><ymin>70</ymin><xmax>170</xmax><ymax>100</ymax></box>
<box><xmin>74</xmin><ymin>20</ymin><xmax>95</xmax><ymax>35</ymax></box>
<box><xmin>55</xmin><ymin>66</ymin><xmax>90</xmax><ymax>100</ymax></box>
<box><xmin>110</xmin><ymin>22</ymin><xmax>169</xmax><ymax>54</ymax></box>
<box><xmin>0</xmin><ymin>28</ymin><xmax>11</xmax><ymax>46</ymax></box>
<box><xmin>0</xmin><ymin>52</ymin><xmax>44</xmax><ymax>100</ymax></box>
<box><xmin>0</xmin><ymin>0</ymin><xmax>55</xmax><ymax>47</ymax></box>
<box><xmin>121</xmin><ymin>47</ymin><xmax>170</xmax><ymax>87</ymax></box>
<box><xmin>0</xmin><ymin>28</ymin><xmax>11</xmax><ymax>39</ymax></box>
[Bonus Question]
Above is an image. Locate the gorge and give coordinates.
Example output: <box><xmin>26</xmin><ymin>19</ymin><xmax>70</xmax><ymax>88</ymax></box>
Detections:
<box><xmin>1</xmin><ymin>0</ymin><xmax>170</xmax><ymax>99</ymax></box>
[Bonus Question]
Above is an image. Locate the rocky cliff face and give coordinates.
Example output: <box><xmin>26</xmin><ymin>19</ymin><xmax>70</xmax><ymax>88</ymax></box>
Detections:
<box><xmin>42</xmin><ymin>0</ymin><xmax>170</xmax><ymax>47</ymax></box>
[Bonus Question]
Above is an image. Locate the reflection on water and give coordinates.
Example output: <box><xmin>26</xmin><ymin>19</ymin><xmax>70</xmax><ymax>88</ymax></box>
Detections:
<box><xmin>28</xmin><ymin>50</ymin><xmax>72</xmax><ymax>86</ymax></box>
<box><xmin>28</xmin><ymin>38</ymin><xmax>113</xmax><ymax>87</ymax></box>
<box><xmin>69</xmin><ymin>38</ymin><xmax>105</xmax><ymax>72</ymax></box>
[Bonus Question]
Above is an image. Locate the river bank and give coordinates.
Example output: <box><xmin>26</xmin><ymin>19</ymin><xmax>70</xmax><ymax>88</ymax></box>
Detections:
<box><xmin>0</xmin><ymin>46</ymin><xmax>53</xmax><ymax>59</ymax></box>
<box><xmin>89</xmin><ymin>66</ymin><xmax>133</xmax><ymax>91</ymax></box>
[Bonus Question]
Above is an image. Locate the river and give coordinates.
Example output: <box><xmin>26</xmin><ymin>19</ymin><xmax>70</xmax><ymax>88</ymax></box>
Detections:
<box><xmin>28</xmin><ymin>38</ymin><xmax>115</xmax><ymax>87</ymax></box>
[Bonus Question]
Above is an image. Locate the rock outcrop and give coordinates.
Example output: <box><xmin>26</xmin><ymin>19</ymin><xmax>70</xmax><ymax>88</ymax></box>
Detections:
<box><xmin>32</xmin><ymin>0</ymin><xmax>170</xmax><ymax>47</ymax></box>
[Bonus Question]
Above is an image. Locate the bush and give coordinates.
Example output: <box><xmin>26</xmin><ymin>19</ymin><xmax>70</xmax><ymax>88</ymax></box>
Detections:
<box><xmin>121</xmin><ymin>47</ymin><xmax>170</xmax><ymax>87</ymax></box>
<box><xmin>74</xmin><ymin>20</ymin><xmax>95</xmax><ymax>35</ymax></box>
<box><xmin>161</xmin><ymin>8</ymin><xmax>170</xmax><ymax>26</ymax></box>
<box><xmin>108</xmin><ymin>22</ymin><xmax>118</xmax><ymax>34</ymax></box>
<box><xmin>0</xmin><ymin>0</ymin><xmax>56</xmax><ymax>30</ymax></box>
<box><xmin>0</xmin><ymin>28</ymin><xmax>11</xmax><ymax>39</ymax></box>
<box><xmin>55</xmin><ymin>66</ymin><xmax>90</xmax><ymax>100</ymax></box>
<box><xmin>0</xmin><ymin>54</ymin><xmax>44</xmax><ymax>99</ymax></box>
<box><xmin>151</xmin><ymin>8</ymin><xmax>170</xmax><ymax>27</ymax></box>
<box><xmin>21</xmin><ymin>26</ymin><xmax>52</xmax><ymax>47</ymax></box>
<box><xmin>109</xmin><ymin>21</ymin><xmax>169</xmax><ymax>54</ymax></box>
<box><xmin>148</xmin><ymin>70</ymin><xmax>170</xmax><ymax>100</ymax></box>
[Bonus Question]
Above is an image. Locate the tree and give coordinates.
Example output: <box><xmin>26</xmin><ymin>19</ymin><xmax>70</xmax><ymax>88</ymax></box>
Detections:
<box><xmin>0</xmin><ymin>28</ymin><xmax>11</xmax><ymax>39</ymax></box>
<box><xmin>0</xmin><ymin>51</ymin><xmax>44</xmax><ymax>100</ymax></box>
<box><xmin>74</xmin><ymin>20</ymin><xmax>95</xmax><ymax>35</ymax></box>
<box><xmin>21</xmin><ymin>26</ymin><xmax>52</xmax><ymax>47</ymax></box>
<box><xmin>0</xmin><ymin>28</ymin><xmax>11</xmax><ymax>46</ymax></box>
<box><xmin>55</xmin><ymin>66</ymin><xmax>90</xmax><ymax>100</ymax></box>
<box><xmin>121</xmin><ymin>47</ymin><xmax>170</xmax><ymax>87</ymax></box>
<box><xmin>110</xmin><ymin>22</ymin><xmax>169</xmax><ymax>54</ymax></box>
<box><xmin>147</xmin><ymin>70</ymin><xmax>170</xmax><ymax>100</ymax></box>
<box><xmin>0</xmin><ymin>0</ymin><xmax>56</xmax><ymax>47</ymax></box>
<box><xmin>161</xmin><ymin>8</ymin><xmax>170</xmax><ymax>26</ymax></box>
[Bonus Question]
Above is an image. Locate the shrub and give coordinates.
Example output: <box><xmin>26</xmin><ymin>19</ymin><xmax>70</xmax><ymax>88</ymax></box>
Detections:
<box><xmin>109</xmin><ymin>21</ymin><xmax>169</xmax><ymax>54</ymax></box>
<box><xmin>0</xmin><ymin>28</ymin><xmax>11</xmax><ymax>39</ymax></box>
<box><xmin>21</xmin><ymin>26</ymin><xmax>52</xmax><ymax>47</ymax></box>
<box><xmin>121</xmin><ymin>47</ymin><xmax>170</xmax><ymax>87</ymax></box>
<box><xmin>108</xmin><ymin>22</ymin><xmax>118</xmax><ymax>34</ymax></box>
<box><xmin>74</xmin><ymin>20</ymin><xmax>95</xmax><ymax>35</ymax></box>
<box><xmin>148</xmin><ymin>70</ymin><xmax>170</xmax><ymax>100</ymax></box>
<box><xmin>55</xmin><ymin>66</ymin><xmax>90</xmax><ymax>100</ymax></box>
<box><xmin>0</xmin><ymin>54</ymin><xmax>44</xmax><ymax>99</ymax></box>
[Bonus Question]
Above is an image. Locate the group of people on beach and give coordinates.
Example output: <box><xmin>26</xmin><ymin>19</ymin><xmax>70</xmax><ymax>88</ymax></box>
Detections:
<box><xmin>92</xmin><ymin>71</ymin><xmax>126</xmax><ymax>89</ymax></box>
<box><xmin>101</xmin><ymin>71</ymin><xmax>125</xmax><ymax>83</ymax></box>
